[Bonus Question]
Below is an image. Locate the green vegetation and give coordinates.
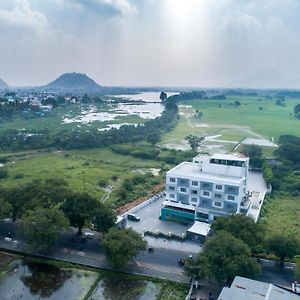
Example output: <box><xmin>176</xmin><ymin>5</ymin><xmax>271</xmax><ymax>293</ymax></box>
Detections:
<box><xmin>188</xmin><ymin>231</ymin><xmax>260</xmax><ymax>284</ymax></box>
<box><xmin>19</xmin><ymin>208</ymin><xmax>68</xmax><ymax>252</ymax></box>
<box><xmin>101</xmin><ymin>228</ymin><xmax>147</xmax><ymax>268</ymax></box>
<box><xmin>185</xmin><ymin>135</ymin><xmax>204</xmax><ymax>152</ymax></box>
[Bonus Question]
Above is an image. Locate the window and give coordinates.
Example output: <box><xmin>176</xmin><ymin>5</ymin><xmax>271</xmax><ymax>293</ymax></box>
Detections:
<box><xmin>191</xmin><ymin>190</ymin><xmax>198</xmax><ymax>195</ymax></box>
<box><xmin>191</xmin><ymin>197</ymin><xmax>197</xmax><ymax>202</ymax></box>
<box><xmin>227</xmin><ymin>195</ymin><xmax>235</xmax><ymax>201</ymax></box>
<box><xmin>201</xmin><ymin>199</ymin><xmax>209</xmax><ymax>205</ymax></box>
<box><xmin>203</xmin><ymin>183</ymin><xmax>210</xmax><ymax>188</ymax></box>
<box><xmin>192</xmin><ymin>181</ymin><xmax>198</xmax><ymax>186</ymax></box>
<box><xmin>227</xmin><ymin>186</ymin><xmax>236</xmax><ymax>193</ymax></box>
<box><xmin>215</xmin><ymin>193</ymin><xmax>222</xmax><ymax>199</ymax></box>
<box><xmin>179</xmin><ymin>179</ymin><xmax>188</xmax><ymax>185</ymax></box>
<box><xmin>169</xmin><ymin>186</ymin><xmax>175</xmax><ymax>191</ymax></box>
<box><xmin>169</xmin><ymin>177</ymin><xmax>176</xmax><ymax>183</ymax></box>
<box><xmin>180</xmin><ymin>187</ymin><xmax>187</xmax><ymax>193</ymax></box>
<box><xmin>214</xmin><ymin>201</ymin><xmax>222</xmax><ymax>207</ymax></box>
<box><xmin>216</xmin><ymin>184</ymin><xmax>222</xmax><ymax>190</ymax></box>
<box><xmin>169</xmin><ymin>193</ymin><xmax>175</xmax><ymax>198</ymax></box>
<box><xmin>197</xmin><ymin>212</ymin><xmax>208</xmax><ymax>220</ymax></box>
<box><xmin>203</xmin><ymin>191</ymin><xmax>210</xmax><ymax>196</ymax></box>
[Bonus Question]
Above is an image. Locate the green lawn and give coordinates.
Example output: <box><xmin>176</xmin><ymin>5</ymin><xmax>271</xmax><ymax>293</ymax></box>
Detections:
<box><xmin>161</xmin><ymin>96</ymin><xmax>300</xmax><ymax>148</ymax></box>
<box><xmin>260</xmin><ymin>196</ymin><xmax>300</xmax><ymax>238</ymax></box>
<box><xmin>0</xmin><ymin>148</ymin><xmax>163</xmax><ymax>200</ymax></box>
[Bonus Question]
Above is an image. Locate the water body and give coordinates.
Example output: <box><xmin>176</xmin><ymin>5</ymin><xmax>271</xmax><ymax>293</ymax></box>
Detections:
<box><xmin>0</xmin><ymin>260</ymin><xmax>97</xmax><ymax>300</ymax></box>
<box><xmin>62</xmin><ymin>92</ymin><xmax>178</xmax><ymax>131</ymax></box>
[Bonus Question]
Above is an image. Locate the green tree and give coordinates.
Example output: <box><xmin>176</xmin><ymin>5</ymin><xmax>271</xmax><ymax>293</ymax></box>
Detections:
<box><xmin>0</xmin><ymin>198</ymin><xmax>12</xmax><ymax>219</ymax></box>
<box><xmin>19</xmin><ymin>208</ymin><xmax>68</xmax><ymax>253</ymax></box>
<box><xmin>211</xmin><ymin>214</ymin><xmax>265</xmax><ymax>253</ymax></box>
<box><xmin>101</xmin><ymin>228</ymin><xmax>147</xmax><ymax>268</ymax></box>
<box><xmin>241</xmin><ymin>144</ymin><xmax>263</xmax><ymax>168</ymax></box>
<box><xmin>266</xmin><ymin>235</ymin><xmax>300</xmax><ymax>267</ymax></box>
<box><xmin>93</xmin><ymin>204</ymin><xmax>116</xmax><ymax>233</ymax></box>
<box><xmin>293</xmin><ymin>104</ymin><xmax>300</xmax><ymax>115</ymax></box>
<box><xmin>192</xmin><ymin>231</ymin><xmax>260</xmax><ymax>284</ymax></box>
<box><xmin>147</xmin><ymin>133</ymin><xmax>160</xmax><ymax>146</ymax></box>
<box><xmin>185</xmin><ymin>135</ymin><xmax>204</xmax><ymax>152</ymax></box>
<box><xmin>61</xmin><ymin>192</ymin><xmax>98</xmax><ymax>235</ymax></box>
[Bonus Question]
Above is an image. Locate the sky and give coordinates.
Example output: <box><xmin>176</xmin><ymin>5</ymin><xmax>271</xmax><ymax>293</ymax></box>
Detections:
<box><xmin>1</xmin><ymin>0</ymin><xmax>300</xmax><ymax>88</ymax></box>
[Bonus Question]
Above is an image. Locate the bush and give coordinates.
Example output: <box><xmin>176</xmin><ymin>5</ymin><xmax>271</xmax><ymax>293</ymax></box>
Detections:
<box><xmin>0</xmin><ymin>169</ymin><xmax>8</xmax><ymax>179</ymax></box>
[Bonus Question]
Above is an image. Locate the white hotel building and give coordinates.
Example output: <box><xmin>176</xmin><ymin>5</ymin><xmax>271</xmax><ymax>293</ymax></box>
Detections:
<box><xmin>161</xmin><ymin>153</ymin><xmax>249</xmax><ymax>224</ymax></box>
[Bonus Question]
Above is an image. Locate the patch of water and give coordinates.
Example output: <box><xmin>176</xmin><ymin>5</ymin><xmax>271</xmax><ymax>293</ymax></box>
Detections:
<box><xmin>113</xmin><ymin>92</ymin><xmax>179</xmax><ymax>103</ymax></box>
<box><xmin>89</xmin><ymin>277</ymin><xmax>161</xmax><ymax>300</ymax></box>
<box><xmin>97</xmin><ymin>123</ymin><xmax>139</xmax><ymax>131</ymax></box>
<box><xmin>0</xmin><ymin>260</ymin><xmax>98</xmax><ymax>300</ymax></box>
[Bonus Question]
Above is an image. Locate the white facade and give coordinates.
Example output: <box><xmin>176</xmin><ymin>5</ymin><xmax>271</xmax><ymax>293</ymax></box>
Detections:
<box><xmin>163</xmin><ymin>153</ymin><xmax>249</xmax><ymax>223</ymax></box>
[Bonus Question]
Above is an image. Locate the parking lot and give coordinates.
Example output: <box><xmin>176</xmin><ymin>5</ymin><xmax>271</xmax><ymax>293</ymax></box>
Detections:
<box><xmin>124</xmin><ymin>194</ymin><xmax>202</xmax><ymax>253</ymax></box>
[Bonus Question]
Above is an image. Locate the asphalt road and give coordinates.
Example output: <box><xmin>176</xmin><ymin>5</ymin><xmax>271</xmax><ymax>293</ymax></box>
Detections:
<box><xmin>0</xmin><ymin>221</ymin><xmax>191</xmax><ymax>282</ymax></box>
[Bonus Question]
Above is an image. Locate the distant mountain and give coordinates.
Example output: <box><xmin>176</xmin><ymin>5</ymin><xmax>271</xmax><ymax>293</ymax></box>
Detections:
<box><xmin>0</xmin><ymin>78</ymin><xmax>9</xmax><ymax>89</ymax></box>
<box><xmin>230</xmin><ymin>69</ymin><xmax>286</xmax><ymax>89</ymax></box>
<box><xmin>43</xmin><ymin>72</ymin><xmax>102</xmax><ymax>91</ymax></box>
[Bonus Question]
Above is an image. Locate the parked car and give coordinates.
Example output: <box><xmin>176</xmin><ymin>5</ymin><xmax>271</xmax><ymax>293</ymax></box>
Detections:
<box><xmin>292</xmin><ymin>281</ymin><xmax>300</xmax><ymax>294</ymax></box>
<box><xmin>127</xmin><ymin>213</ymin><xmax>140</xmax><ymax>221</ymax></box>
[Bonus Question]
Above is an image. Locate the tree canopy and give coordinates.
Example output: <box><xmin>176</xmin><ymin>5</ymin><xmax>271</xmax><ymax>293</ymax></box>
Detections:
<box><xmin>192</xmin><ymin>231</ymin><xmax>260</xmax><ymax>284</ymax></box>
<box><xmin>101</xmin><ymin>228</ymin><xmax>147</xmax><ymax>268</ymax></box>
<box><xmin>185</xmin><ymin>135</ymin><xmax>204</xmax><ymax>152</ymax></box>
<box><xmin>61</xmin><ymin>192</ymin><xmax>98</xmax><ymax>235</ymax></box>
<box><xmin>19</xmin><ymin>208</ymin><xmax>68</xmax><ymax>253</ymax></box>
<box><xmin>211</xmin><ymin>214</ymin><xmax>265</xmax><ymax>253</ymax></box>
<box><xmin>266</xmin><ymin>235</ymin><xmax>300</xmax><ymax>267</ymax></box>
<box><xmin>93</xmin><ymin>204</ymin><xmax>116</xmax><ymax>233</ymax></box>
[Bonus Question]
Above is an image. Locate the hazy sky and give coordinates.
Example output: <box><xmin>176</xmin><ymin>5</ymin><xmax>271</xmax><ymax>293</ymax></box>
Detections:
<box><xmin>1</xmin><ymin>0</ymin><xmax>300</xmax><ymax>87</ymax></box>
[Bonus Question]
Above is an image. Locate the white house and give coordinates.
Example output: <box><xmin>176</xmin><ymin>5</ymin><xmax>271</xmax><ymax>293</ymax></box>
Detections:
<box><xmin>161</xmin><ymin>153</ymin><xmax>249</xmax><ymax>224</ymax></box>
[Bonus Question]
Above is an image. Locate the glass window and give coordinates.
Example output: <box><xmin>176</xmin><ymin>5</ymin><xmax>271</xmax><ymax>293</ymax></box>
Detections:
<box><xmin>169</xmin><ymin>178</ymin><xmax>176</xmax><ymax>182</ymax></box>
<box><xmin>180</xmin><ymin>187</ymin><xmax>187</xmax><ymax>193</ymax></box>
<box><xmin>192</xmin><ymin>181</ymin><xmax>198</xmax><ymax>186</ymax></box>
<box><xmin>191</xmin><ymin>197</ymin><xmax>198</xmax><ymax>202</ymax></box>
<box><xmin>214</xmin><ymin>201</ymin><xmax>222</xmax><ymax>207</ymax></box>
<box><xmin>169</xmin><ymin>186</ymin><xmax>175</xmax><ymax>191</ymax></box>
<box><xmin>191</xmin><ymin>190</ymin><xmax>198</xmax><ymax>195</ymax></box>
<box><xmin>216</xmin><ymin>185</ymin><xmax>222</xmax><ymax>190</ymax></box>
<box><xmin>169</xmin><ymin>193</ymin><xmax>175</xmax><ymax>198</ymax></box>
<box><xmin>215</xmin><ymin>193</ymin><xmax>222</xmax><ymax>199</ymax></box>
<box><xmin>227</xmin><ymin>195</ymin><xmax>235</xmax><ymax>200</ymax></box>
<box><xmin>203</xmin><ymin>191</ymin><xmax>210</xmax><ymax>196</ymax></box>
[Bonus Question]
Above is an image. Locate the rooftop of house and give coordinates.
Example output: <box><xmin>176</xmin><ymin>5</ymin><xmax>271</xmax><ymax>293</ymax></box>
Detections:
<box><xmin>218</xmin><ymin>276</ymin><xmax>298</xmax><ymax>300</ymax></box>
<box><xmin>194</xmin><ymin>153</ymin><xmax>248</xmax><ymax>162</ymax></box>
<box><xmin>167</xmin><ymin>162</ymin><xmax>243</xmax><ymax>184</ymax></box>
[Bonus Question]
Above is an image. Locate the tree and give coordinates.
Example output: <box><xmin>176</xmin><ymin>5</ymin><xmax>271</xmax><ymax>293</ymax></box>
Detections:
<box><xmin>0</xmin><ymin>198</ymin><xmax>12</xmax><ymax>219</ymax></box>
<box><xmin>294</xmin><ymin>104</ymin><xmax>300</xmax><ymax>115</ymax></box>
<box><xmin>19</xmin><ymin>208</ymin><xmax>68</xmax><ymax>253</ymax></box>
<box><xmin>160</xmin><ymin>92</ymin><xmax>168</xmax><ymax>101</ymax></box>
<box><xmin>241</xmin><ymin>144</ymin><xmax>263</xmax><ymax>168</ymax></box>
<box><xmin>61</xmin><ymin>192</ymin><xmax>98</xmax><ymax>235</ymax></box>
<box><xmin>266</xmin><ymin>235</ymin><xmax>300</xmax><ymax>267</ymax></box>
<box><xmin>93</xmin><ymin>204</ymin><xmax>116</xmax><ymax>233</ymax></box>
<box><xmin>185</xmin><ymin>135</ymin><xmax>204</xmax><ymax>152</ymax></box>
<box><xmin>211</xmin><ymin>214</ymin><xmax>265</xmax><ymax>253</ymax></box>
<box><xmin>191</xmin><ymin>231</ymin><xmax>260</xmax><ymax>284</ymax></box>
<box><xmin>147</xmin><ymin>132</ymin><xmax>160</xmax><ymax>146</ymax></box>
<box><xmin>101</xmin><ymin>228</ymin><xmax>147</xmax><ymax>268</ymax></box>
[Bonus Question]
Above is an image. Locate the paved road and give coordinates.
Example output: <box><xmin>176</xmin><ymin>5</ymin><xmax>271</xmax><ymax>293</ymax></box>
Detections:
<box><xmin>0</xmin><ymin>221</ymin><xmax>190</xmax><ymax>283</ymax></box>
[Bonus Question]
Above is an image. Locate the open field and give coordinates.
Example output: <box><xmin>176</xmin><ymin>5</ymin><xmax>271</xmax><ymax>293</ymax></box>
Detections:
<box><xmin>0</xmin><ymin>148</ymin><xmax>164</xmax><ymax>200</ymax></box>
<box><xmin>260</xmin><ymin>195</ymin><xmax>300</xmax><ymax>238</ymax></box>
<box><xmin>161</xmin><ymin>96</ymin><xmax>300</xmax><ymax>153</ymax></box>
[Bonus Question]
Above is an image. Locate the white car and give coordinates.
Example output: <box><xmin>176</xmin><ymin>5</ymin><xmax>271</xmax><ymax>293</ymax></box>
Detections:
<box><xmin>4</xmin><ymin>237</ymin><xmax>12</xmax><ymax>242</ymax></box>
<box><xmin>292</xmin><ymin>281</ymin><xmax>300</xmax><ymax>294</ymax></box>
<box><xmin>84</xmin><ymin>231</ymin><xmax>95</xmax><ymax>238</ymax></box>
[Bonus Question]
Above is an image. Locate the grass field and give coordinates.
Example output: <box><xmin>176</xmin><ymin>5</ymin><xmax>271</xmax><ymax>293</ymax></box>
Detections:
<box><xmin>260</xmin><ymin>195</ymin><xmax>300</xmax><ymax>238</ymax></box>
<box><xmin>161</xmin><ymin>96</ymin><xmax>300</xmax><ymax>152</ymax></box>
<box><xmin>0</xmin><ymin>148</ymin><xmax>164</xmax><ymax>200</ymax></box>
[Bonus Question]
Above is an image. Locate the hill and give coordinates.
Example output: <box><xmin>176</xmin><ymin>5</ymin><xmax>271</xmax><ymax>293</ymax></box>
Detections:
<box><xmin>230</xmin><ymin>69</ymin><xmax>286</xmax><ymax>89</ymax></box>
<box><xmin>44</xmin><ymin>72</ymin><xmax>102</xmax><ymax>91</ymax></box>
<box><xmin>0</xmin><ymin>78</ymin><xmax>9</xmax><ymax>89</ymax></box>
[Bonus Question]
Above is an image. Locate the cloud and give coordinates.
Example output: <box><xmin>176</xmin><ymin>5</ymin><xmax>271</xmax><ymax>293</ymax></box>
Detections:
<box><xmin>57</xmin><ymin>0</ymin><xmax>137</xmax><ymax>16</ymax></box>
<box><xmin>0</xmin><ymin>0</ymin><xmax>48</xmax><ymax>32</ymax></box>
